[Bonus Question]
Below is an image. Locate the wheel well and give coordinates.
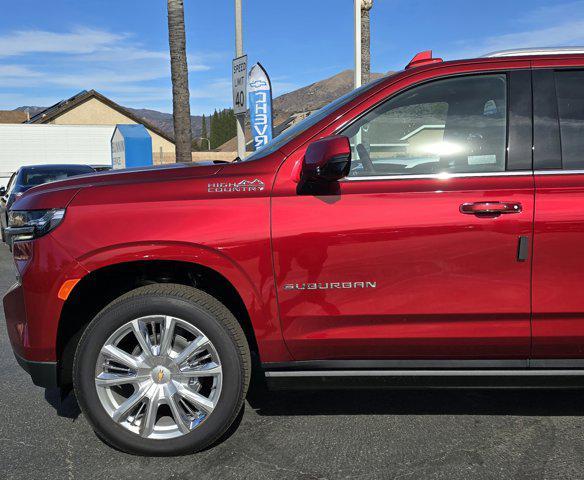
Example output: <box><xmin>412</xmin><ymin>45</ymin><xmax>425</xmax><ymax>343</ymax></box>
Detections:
<box><xmin>57</xmin><ymin>260</ymin><xmax>258</xmax><ymax>386</ymax></box>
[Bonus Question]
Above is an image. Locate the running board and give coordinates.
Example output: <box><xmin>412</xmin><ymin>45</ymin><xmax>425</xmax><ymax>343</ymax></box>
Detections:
<box><xmin>262</xmin><ymin>360</ymin><xmax>584</xmax><ymax>389</ymax></box>
<box><xmin>263</xmin><ymin>359</ymin><xmax>584</xmax><ymax>372</ymax></box>
<box><xmin>265</xmin><ymin>369</ymin><xmax>584</xmax><ymax>377</ymax></box>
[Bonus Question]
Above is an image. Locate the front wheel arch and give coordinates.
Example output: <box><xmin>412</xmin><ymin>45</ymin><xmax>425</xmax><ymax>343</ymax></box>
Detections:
<box><xmin>57</xmin><ymin>259</ymin><xmax>259</xmax><ymax>387</ymax></box>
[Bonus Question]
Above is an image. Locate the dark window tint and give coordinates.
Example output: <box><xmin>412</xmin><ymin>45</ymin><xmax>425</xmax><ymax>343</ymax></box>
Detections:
<box><xmin>342</xmin><ymin>74</ymin><xmax>508</xmax><ymax>177</ymax></box>
<box><xmin>21</xmin><ymin>167</ymin><xmax>94</xmax><ymax>187</ymax></box>
<box><xmin>556</xmin><ymin>71</ymin><xmax>584</xmax><ymax>170</ymax></box>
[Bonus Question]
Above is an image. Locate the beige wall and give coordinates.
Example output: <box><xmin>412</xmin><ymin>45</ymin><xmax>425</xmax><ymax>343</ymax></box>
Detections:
<box><xmin>191</xmin><ymin>151</ymin><xmax>237</xmax><ymax>162</ymax></box>
<box><xmin>48</xmin><ymin>98</ymin><xmax>175</xmax><ymax>164</ymax></box>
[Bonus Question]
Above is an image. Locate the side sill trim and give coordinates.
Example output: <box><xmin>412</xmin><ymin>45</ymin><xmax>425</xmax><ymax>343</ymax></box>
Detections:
<box><xmin>264</xmin><ymin>359</ymin><xmax>528</xmax><ymax>370</ymax></box>
<box><xmin>265</xmin><ymin>370</ymin><xmax>584</xmax><ymax>378</ymax></box>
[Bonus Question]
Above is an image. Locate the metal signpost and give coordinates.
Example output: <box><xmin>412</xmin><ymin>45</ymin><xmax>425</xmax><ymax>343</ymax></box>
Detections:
<box><xmin>234</xmin><ymin>0</ymin><xmax>247</xmax><ymax>159</ymax></box>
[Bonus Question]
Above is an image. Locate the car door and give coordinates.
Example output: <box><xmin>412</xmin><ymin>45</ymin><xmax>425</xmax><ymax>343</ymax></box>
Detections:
<box><xmin>271</xmin><ymin>70</ymin><xmax>534</xmax><ymax>363</ymax></box>
<box><xmin>531</xmin><ymin>64</ymin><xmax>584</xmax><ymax>363</ymax></box>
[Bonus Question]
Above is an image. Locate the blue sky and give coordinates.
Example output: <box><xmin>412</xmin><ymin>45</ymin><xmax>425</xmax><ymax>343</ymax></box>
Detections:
<box><xmin>1</xmin><ymin>0</ymin><xmax>584</xmax><ymax>115</ymax></box>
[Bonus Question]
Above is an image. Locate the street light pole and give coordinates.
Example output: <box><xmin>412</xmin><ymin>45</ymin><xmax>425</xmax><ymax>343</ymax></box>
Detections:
<box><xmin>234</xmin><ymin>0</ymin><xmax>246</xmax><ymax>159</ymax></box>
<box><xmin>354</xmin><ymin>0</ymin><xmax>362</xmax><ymax>89</ymax></box>
<box><xmin>197</xmin><ymin>137</ymin><xmax>211</xmax><ymax>150</ymax></box>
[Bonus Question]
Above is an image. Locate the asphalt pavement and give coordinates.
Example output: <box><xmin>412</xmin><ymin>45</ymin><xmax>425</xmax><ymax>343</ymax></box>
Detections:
<box><xmin>2</xmin><ymin>243</ymin><xmax>584</xmax><ymax>479</ymax></box>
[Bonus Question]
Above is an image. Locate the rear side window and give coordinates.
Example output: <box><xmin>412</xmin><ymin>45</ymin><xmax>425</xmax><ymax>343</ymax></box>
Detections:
<box><xmin>342</xmin><ymin>74</ymin><xmax>508</xmax><ymax>177</ymax></box>
<box><xmin>555</xmin><ymin>71</ymin><xmax>584</xmax><ymax>170</ymax></box>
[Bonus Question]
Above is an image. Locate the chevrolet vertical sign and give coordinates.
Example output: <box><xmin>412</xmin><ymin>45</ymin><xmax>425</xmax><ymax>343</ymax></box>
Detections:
<box><xmin>232</xmin><ymin>55</ymin><xmax>248</xmax><ymax>115</ymax></box>
<box><xmin>248</xmin><ymin>63</ymin><xmax>273</xmax><ymax>150</ymax></box>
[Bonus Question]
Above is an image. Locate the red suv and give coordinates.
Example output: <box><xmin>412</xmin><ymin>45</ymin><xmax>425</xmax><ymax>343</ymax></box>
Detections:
<box><xmin>5</xmin><ymin>48</ymin><xmax>584</xmax><ymax>455</ymax></box>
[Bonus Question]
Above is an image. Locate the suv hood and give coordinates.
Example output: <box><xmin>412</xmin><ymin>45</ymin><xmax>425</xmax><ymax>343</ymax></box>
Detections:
<box><xmin>13</xmin><ymin>162</ymin><xmax>225</xmax><ymax>211</ymax></box>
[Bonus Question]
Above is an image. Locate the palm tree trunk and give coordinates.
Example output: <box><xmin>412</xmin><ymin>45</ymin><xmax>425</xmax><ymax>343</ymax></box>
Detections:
<box><xmin>167</xmin><ymin>0</ymin><xmax>193</xmax><ymax>163</ymax></box>
<box><xmin>361</xmin><ymin>0</ymin><xmax>373</xmax><ymax>85</ymax></box>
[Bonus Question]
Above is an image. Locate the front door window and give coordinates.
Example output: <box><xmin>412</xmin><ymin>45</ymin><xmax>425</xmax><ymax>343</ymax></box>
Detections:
<box><xmin>342</xmin><ymin>74</ymin><xmax>508</xmax><ymax>177</ymax></box>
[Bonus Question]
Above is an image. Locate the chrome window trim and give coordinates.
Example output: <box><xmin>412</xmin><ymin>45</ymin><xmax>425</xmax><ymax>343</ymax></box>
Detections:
<box><xmin>341</xmin><ymin>169</ymin><xmax>584</xmax><ymax>182</ymax></box>
<box><xmin>534</xmin><ymin>170</ymin><xmax>584</xmax><ymax>176</ymax></box>
<box><xmin>341</xmin><ymin>171</ymin><xmax>531</xmax><ymax>182</ymax></box>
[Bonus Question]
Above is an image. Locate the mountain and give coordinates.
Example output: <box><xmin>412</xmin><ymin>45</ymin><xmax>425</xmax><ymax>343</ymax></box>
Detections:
<box><xmin>273</xmin><ymin>69</ymin><xmax>387</xmax><ymax>114</ymax></box>
<box><xmin>12</xmin><ymin>69</ymin><xmax>391</xmax><ymax>144</ymax></box>
<box><xmin>125</xmin><ymin>108</ymin><xmax>204</xmax><ymax>138</ymax></box>
<box><xmin>13</xmin><ymin>105</ymin><xmax>205</xmax><ymax>139</ymax></box>
<box><xmin>216</xmin><ymin>69</ymin><xmax>390</xmax><ymax>151</ymax></box>
<box><xmin>13</xmin><ymin>106</ymin><xmax>45</xmax><ymax>119</ymax></box>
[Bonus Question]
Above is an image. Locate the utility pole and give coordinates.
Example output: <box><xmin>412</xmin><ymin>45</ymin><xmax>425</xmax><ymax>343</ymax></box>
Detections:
<box><xmin>234</xmin><ymin>0</ymin><xmax>246</xmax><ymax>159</ymax></box>
<box><xmin>354</xmin><ymin>0</ymin><xmax>362</xmax><ymax>89</ymax></box>
<box><xmin>361</xmin><ymin>0</ymin><xmax>373</xmax><ymax>85</ymax></box>
<box><xmin>355</xmin><ymin>0</ymin><xmax>373</xmax><ymax>89</ymax></box>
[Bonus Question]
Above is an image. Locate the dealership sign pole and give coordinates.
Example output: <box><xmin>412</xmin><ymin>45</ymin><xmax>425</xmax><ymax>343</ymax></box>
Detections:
<box><xmin>233</xmin><ymin>0</ymin><xmax>247</xmax><ymax>159</ymax></box>
<box><xmin>248</xmin><ymin>63</ymin><xmax>273</xmax><ymax>150</ymax></box>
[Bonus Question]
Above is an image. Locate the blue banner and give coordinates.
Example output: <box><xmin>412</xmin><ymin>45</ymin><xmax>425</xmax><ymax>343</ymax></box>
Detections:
<box><xmin>248</xmin><ymin>63</ymin><xmax>273</xmax><ymax>151</ymax></box>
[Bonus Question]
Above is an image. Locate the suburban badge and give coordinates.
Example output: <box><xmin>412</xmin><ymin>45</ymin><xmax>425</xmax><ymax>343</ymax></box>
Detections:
<box><xmin>283</xmin><ymin>281</ymin><xmax>377</xmax><ymax>290</ymax></box>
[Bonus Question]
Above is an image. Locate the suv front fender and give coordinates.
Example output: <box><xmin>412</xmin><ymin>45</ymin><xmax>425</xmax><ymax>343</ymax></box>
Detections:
<box><xmin>74</xmin><ymin>241</ymin><xmax>291</xmax><ymax>362</ymax></box>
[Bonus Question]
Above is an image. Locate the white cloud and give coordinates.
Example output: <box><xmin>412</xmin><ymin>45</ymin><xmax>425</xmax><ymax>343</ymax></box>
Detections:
<box><xmin>520</xmin><ymin>1</ymin><xmax>584</xmax><ymax>25</ymax></box>
<box><xmin>0</xmin><ymin>65</ymin><xmax>41</xmax><ymax>78</ymax></box>
<box><xmin>0</xmin><ymin>65</ymin><xmax>45</xmax><ymax>88</ymax></box>
<box><xmin>444</xmin><ymin>1</ymin><xmax>584</xmax><ymax>59</ymax></box>
<box><xmin>0</xmin><ymin>27</ymin><xmax>125</xmax><ymax>57</ymax></box>
<box><xmin>0</xmin><ymin>26</ymin><xmax>220</xmax><ymax>111</ymax></box>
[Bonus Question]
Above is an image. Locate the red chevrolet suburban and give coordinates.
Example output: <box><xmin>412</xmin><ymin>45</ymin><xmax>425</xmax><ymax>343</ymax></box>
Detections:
<box><xmin>5</xmin><ymin>48</ymin><xmax>584</xmax><ymax>456</ymax></box>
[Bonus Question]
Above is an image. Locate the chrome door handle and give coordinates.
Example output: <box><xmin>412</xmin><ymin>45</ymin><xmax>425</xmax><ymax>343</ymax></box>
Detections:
<box><xmin>460</xmin><ymin>202</ymin><xmax>522</xmax><ymax>215</ymax></box>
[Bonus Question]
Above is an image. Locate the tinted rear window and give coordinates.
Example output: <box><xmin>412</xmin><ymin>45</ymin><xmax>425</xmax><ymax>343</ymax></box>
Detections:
<box><xmin>21</xmin><ymin>167</ymin><xmax>94</xmax><ymax>186</ymax></box>
<box><xmin>556</xmin><ymin>71</ymin><xmax>584</xmax><ymax>170</ymax></box>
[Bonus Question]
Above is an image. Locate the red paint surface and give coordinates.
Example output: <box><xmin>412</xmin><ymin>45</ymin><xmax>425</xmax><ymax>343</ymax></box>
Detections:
<box><xmin>4</xmin><ymin>53</ymin><xmax>584</xmax><ymax>369</ymax></box>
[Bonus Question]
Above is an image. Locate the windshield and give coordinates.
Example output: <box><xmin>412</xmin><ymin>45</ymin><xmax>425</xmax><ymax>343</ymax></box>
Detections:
<box><xmin>20</xmin><ymin>166</ymin><xmax>95</xmax><ymax>188</ymax></box>
<box><xmin>243</xmin><ymin>76</ymin><xmax>387</xmax><ymax>162</ymax></box>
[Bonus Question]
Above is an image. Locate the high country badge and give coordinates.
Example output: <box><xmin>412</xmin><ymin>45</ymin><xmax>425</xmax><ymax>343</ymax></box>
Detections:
<box><xmin>208</xmin><ymin>179</ymin><xmax>265</xmax><ymax>193</ymax></box>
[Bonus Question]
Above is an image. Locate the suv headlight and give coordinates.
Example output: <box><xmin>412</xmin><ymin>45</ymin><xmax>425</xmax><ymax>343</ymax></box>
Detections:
<box><xmin>7</xmin><ymin>209</ymin><xmax>66</xmax><ymax>241</ymax></box>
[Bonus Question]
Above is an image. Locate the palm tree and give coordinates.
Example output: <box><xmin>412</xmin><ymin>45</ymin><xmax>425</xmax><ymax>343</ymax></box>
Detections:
<box><xmin>167</xmin><ymin>0</ymin><xmax>193</xmax><ymax>162</ymax></box>
<box><xmin>361</xmin><ymin>0</ymin><xmax>373</xmax><ymax>85</ymax></box>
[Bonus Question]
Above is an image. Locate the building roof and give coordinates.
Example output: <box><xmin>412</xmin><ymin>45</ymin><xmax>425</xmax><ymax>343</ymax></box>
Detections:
<box><xmin>27</xmin><ymin>89</ymin><xmax>175</xmax><ymax>144</ymax></box>
<box><xmin>0</xmin><ymin>110</ymin><xmax>27</xmax><ymax>124</ymax></box>
<box><xmin>114</xmin><ymin>124</ymin><xmax>151</xmax><ymax>139</ymax></box>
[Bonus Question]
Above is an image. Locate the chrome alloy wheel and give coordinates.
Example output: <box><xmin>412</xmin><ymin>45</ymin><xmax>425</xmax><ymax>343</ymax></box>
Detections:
<box><xmin>94</xmin><ymin>315</ymin><xmax>222</xmax><ymax>440</ymax></box>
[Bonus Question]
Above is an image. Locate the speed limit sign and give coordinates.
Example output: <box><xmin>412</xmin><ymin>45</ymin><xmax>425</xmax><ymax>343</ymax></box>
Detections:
<box><xmin>232</xmin><ymin>55</ymin><xmax>248</xmax><ymax>115</ymax></box>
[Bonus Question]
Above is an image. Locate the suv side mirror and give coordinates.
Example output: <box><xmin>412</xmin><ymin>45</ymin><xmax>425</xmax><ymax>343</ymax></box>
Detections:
<box><xmin>302</xmin><ymin>135</ymin><xmax>351</xmax><ymax>182</ymax></box>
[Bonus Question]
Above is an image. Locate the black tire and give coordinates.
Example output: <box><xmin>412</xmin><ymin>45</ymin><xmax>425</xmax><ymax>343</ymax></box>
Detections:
<box><xmin>73</xmin><ymin>283</ymin><xmax>251</xmax><ymax>456</ymax></box>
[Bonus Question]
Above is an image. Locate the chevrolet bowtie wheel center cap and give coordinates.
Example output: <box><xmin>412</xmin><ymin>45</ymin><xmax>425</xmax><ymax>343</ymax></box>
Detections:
<box><xmin>151</xmin><ymin>366</ymin><xmax>171</xmax><ymax>384</ymax></box>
